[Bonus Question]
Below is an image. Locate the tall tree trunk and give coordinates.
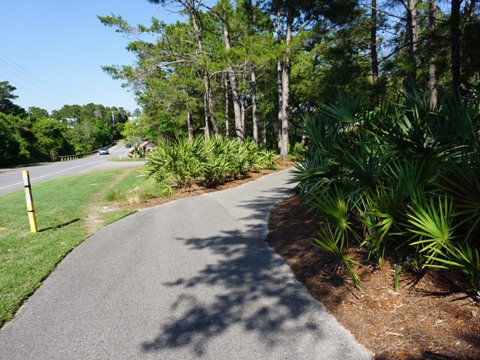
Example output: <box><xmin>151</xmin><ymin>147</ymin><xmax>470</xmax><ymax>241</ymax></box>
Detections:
<box><xmin>251</xmin><ymin>67</ymin><xmax>258</xmax><ymax>144</ymax></box>
<box><xmin>244</xmin><ymin>0</ymin><xmax>259</xmax><ymax>144</ymax></box>
<box><xmin>276</xmin><ymin>10</ymin><xmax>283</xmax><ymax>154</ymax></box>
<box><xmin>222</xmin><ymin>22</ymin><xmax>243</xmax><ymax>142</ymax></box>
<box><xmin>224</xmin><ymin>75</ymin><xmax>230</xmax><ymax>137</ymax></box>
<box><xmin>203</xmin><ymin>91</ymin><xmax>210</xmax><ymax>140</ymax></box>
<box><xmin>370</xmin><ymin>0</ymin><xmax>379</xmax><ymax>107</ymax></box>
<box><xmin>188</xmin><ymin>1</ymin><xmax>218</xmax><ymax>137</ymax></box>
<box><xmin>187</xmin><ymin>110</ymin><xmax>193</xmax><ymax>139</ymax></box>
<box><xmin>428</xmin><ymin>0</ymin><xmax>438</xmax><ymax>109</ymax></box>
<box><xmin>240</xmin><ymin>75</ymin><xmax>246</xmax><ymax>140</ymax></box>
<box><xmin>262</xmin><ymin>118</ymin><xmax>267</xmax><ymax>148</ymax></box>
<box><xmin>451</xmin><ymin>0</ymin><xmax>461</xmax><ymax>90</ymax></box>
<box><xmin>405</xmin><ymin>0</ymin><xmax>418</xmax><ymax>91</ymax></box>
<box><xmin>205</xmin><ymin>74</ymin><xmax>219</xmax><ymax>135</ymax></box>
<box><xmin>279</xmin><ymin>11</ymin><xmax>292</xmax><ymax>158</ymax></box>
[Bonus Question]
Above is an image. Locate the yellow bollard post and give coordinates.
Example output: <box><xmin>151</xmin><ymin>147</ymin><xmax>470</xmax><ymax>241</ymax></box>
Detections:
<box><xmin>22</xmin><ymin>170</ymin><xmax>38</xmax><ymax>233</ymax></box>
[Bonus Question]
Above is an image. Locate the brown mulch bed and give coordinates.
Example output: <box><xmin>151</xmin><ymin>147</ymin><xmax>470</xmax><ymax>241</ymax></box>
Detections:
<box><xmin>266</xmin><ymin>195</ymin><xmax>480</xmax><ymax>360</ymax></box>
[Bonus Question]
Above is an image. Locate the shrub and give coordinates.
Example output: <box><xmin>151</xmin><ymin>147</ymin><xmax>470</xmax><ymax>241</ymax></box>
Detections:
<box><xmin>293</xmin><ymin>90</ymin><xmax>480</xmax><ymax>291</ymax></box>
<box><xmin>146</xmin><ymin>136</ymin><xmax>279</xmax><ymax>190</ymax></box>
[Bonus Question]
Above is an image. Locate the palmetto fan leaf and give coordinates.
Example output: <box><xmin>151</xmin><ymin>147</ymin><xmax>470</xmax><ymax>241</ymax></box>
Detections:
<box><xmin>313</xmin><ymin>223</ymin><xmax>363</xmax><ymax>290</ymax></box>
<box><xmin>146</xmin><ymin>136</ymin><xmax>276</xmax><ymax>190</ymax></box>
<box><xmin>306</xmin><ymin>185</ymin><xmax>362</xmax><ymax>273</ymax></box>
<box><xmin>357</xmin><ymin>184</ymin><xmax>406</xmax><ymax>264</ymax></box>
<box><xmin>321</xmin><ymin>91</ymin><xmax>363</xmax><ymax>124</ymax></box>
<box><xmin>407</xmin><ymin>195</ymin><xmax>456</xmax><ymax>266</ymax></box>
<box><xmin>307</xmin><ymin>185</ymin><xmax>352</xmax><ymax>232</ymax></box>
<box><xmin>387</xmin><ymin>158</ymin><xmax>437</xmax><ymax>197</ymax></box>
<box><xmin>338</xmin><ymin>135</ymin><xmax>392</xmax><ymax>192</ymax></box>
<box><xmin>426</xmin><ymin>241</ymin><xmax>480</xmax><ymax>290</ymax></box>
<box><xmin>439</xmin><ymin>92</ymin><xmax>480</xmax><ymax>142</ymax></box>
<box><xmin>295</xmin><ymin>89</ymin><xmax>480</xmax><ymax>292</ymax></box>
<box><xmin>439</xmin><ymin>164</ymin><xmax>480</xmax><ymax>231</ymax></box>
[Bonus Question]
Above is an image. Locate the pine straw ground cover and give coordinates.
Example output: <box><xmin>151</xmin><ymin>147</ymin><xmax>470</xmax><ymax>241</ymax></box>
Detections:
<box><xmin>266</xmin><ymin>195</ymin><xmax>480</xmax><ymax>360</ymax></box>
<box><xmin>117</xmin><ymin>160</ymin><xmax>479</xmax><ymax>360</ymax></box>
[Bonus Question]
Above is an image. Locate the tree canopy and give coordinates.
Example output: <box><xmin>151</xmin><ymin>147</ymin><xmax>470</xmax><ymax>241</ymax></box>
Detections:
<box><xmin>0</xmin><ymin>81</ymin><xmax>131</xmax><ymax>166</ymax></box>
<box><xmin>97</xmin><ymin>0</ymin><xmax>480</xmax><ymax>156</ymax></box>
<box><xmin>3</xmin><ymin>0</ymin><xmax>479</xmax><ymax>166</ymax></box>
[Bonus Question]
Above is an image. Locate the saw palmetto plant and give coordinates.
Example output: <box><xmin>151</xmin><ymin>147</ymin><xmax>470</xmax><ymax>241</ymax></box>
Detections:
<box><xmin>294</xmin><ymin>89</ymin><xmax>480</xmax><ymax>291</ymax></box>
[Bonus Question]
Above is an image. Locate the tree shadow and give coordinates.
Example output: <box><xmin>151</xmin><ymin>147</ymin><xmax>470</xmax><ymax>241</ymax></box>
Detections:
<box><xmin>139</xmin><ymin>179</ymin><xmax>370</xmax><ymax>358</ymax></box>
<box><xmin>40</xmin><ymin>218</ymin><xmax>80</xmax><ymax>232</ymax></box>
<box><xmin>407</xmin><ymin>350</ymin><xmax>480</xmax><ymax>360</ymax></box>
<box><xmin>140</xmin><ymin>228</ymin><xmax>329</xmax><ymax>356</ymax></box>
<box><xmin>138</xmin><ymin>178</ymin><xmax>371</xmax><ymax>358</ymax></box>
<box><xmin>208</xmin><ymin>185</ymin><xmax>293</xmax><ymax>236</ymax></box>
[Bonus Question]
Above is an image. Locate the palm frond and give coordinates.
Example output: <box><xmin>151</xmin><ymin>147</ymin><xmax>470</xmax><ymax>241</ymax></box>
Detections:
<box><xmin>407</xmin><ymin>195</ymin><xmax>456</xmax><ymax>266</ymax></box>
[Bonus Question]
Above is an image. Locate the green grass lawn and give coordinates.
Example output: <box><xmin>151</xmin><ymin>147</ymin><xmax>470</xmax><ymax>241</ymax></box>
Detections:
<box><xmin>0</xmin><ymin>166</ymin><xmax>166</xmax><ymax>327</ymax></box>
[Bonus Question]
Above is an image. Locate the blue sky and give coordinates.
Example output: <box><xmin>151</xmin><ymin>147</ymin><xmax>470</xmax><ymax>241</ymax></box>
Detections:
<box><xmin>0</xmin><ymin>0</ymin><xmax>187</xmax><ymax>113</ymax></box>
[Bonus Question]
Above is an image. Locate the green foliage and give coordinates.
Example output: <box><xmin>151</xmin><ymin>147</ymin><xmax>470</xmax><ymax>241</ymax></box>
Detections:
<box><xmin>407</xmin><ymin>195</ymin><xmax>456</xmax><ymax>266</ymax></box>
<box><xmin>294</xmin><ymin>90</ymin><xmax>480</xmax><ymax>291</ymax></box>
<box><xmin>0</xmin><ymin>81</ymin><xmax>25</xmax><ymax>116</ymax></box>
<box><xmin>0</xmin><ymin>113</ymin><xmax>24</xmax><ymax>166</ymax></box>
<box><xmin>439</xmin><ymin>164</ymin><xmax>480</xmax><ymax>232</ymax></box>
<box><xmin>51</xmin><ymin>103</ymin><xmax>129</xmax><ymax>154</ymax></box>
<box><xmin>357</xmin><ymin>183</ymin><xmax>405</xmax><ymax>265</ymax></box>
<box><xmin>313</xmin><ymin>225</ymin><xmax>363</xmax><ymax>290</ymax></box>
<box><xmin>145</xmin><ymin>135</ymin><xmax>277</xmax><ymax>190</ymax></box>
<box><xmin>306</xmin><ymin>183</ymin><xmax>363</xmax><ymax>289</ymax></box>
<box><xmin>0</xmin><ymin>98</ymin><xmax>129</xmax><ymax>167</ymax></box>
<box><xmin>433</xmin><ymin>242</ymin><xmax>480</xmax><ymax>290</ymax></box>
<box><xmin>32</xmin><ymin>118</ymin><xmax>72</xmax><ymax>161</ymax></box>
<box><xmin>145</xmin><ymin>137</ymin><xmax>204</xmax><ymax>191</ymax></box>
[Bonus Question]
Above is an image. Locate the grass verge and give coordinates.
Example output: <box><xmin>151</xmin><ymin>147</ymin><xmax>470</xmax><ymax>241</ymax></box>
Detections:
<box><xmin>0</xmin><ymin>166</ymin><xmax>166</xmax><ymax>327</ymax></box>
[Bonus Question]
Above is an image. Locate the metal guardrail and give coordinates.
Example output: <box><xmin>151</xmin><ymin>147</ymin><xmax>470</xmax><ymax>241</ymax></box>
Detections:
<box><xmin>57</xmin><ymin>142</ymin><xmax>116</xmax><ymax>162</ymax></box>
<box><xmin>58</xmin><ymin>150</ymin><xmax>97</xmax><ymax>161</ymax></box>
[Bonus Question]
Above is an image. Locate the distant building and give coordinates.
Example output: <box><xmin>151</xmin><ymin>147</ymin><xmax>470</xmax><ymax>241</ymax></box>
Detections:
<box><xmin>139</xmin><ymin>140</ymin><xmax>154</xmax><ymax>155</ymax></box>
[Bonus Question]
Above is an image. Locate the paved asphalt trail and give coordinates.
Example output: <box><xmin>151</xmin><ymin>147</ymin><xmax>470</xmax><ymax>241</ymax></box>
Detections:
<box><xmin>0</xmin><ymin>170</ymin><xmax>372</xmax><ymax>360</ymax></box>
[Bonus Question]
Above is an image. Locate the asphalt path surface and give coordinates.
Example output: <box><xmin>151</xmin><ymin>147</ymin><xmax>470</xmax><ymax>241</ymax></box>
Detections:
<box><xmin>0</xmin><ymin>169</ymin><xmax>372</xmax><ymax>360</ymax></box>
<box><xmin>0</xmin><ymin>144</ymin><xmax>138</xmax><ymax>196</ymax></box>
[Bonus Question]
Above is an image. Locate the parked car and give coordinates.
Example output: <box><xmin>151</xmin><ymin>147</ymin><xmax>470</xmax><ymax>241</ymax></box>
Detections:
<box><xmin>99</xmin><ymin>147</ymin><xmax>109</xmax><ymax>155</ymax></box>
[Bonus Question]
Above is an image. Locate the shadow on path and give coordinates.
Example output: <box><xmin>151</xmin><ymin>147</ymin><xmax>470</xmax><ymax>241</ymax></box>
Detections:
<box><xmin>138</xmin><ymin>173</ymin><xmax>369</xmax><ymax>358</ymax></box>
<box><xmin>141</xmin><ymin>228</ymin><xmax>324</xmax><ymax>356</ymax></box>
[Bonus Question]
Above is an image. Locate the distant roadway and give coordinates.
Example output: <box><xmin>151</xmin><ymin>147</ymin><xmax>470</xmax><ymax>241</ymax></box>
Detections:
<box><xmin>0</xmin><ymin>143</ymin><xmax>141</xmax><ymax>196</ymax></box>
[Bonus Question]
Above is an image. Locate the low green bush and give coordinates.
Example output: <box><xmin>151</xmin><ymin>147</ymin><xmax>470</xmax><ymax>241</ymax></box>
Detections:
<box><xmin>145</xmin><ymin>136</ymin><xmax>278</xmax><ymax>190</ymax></box>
